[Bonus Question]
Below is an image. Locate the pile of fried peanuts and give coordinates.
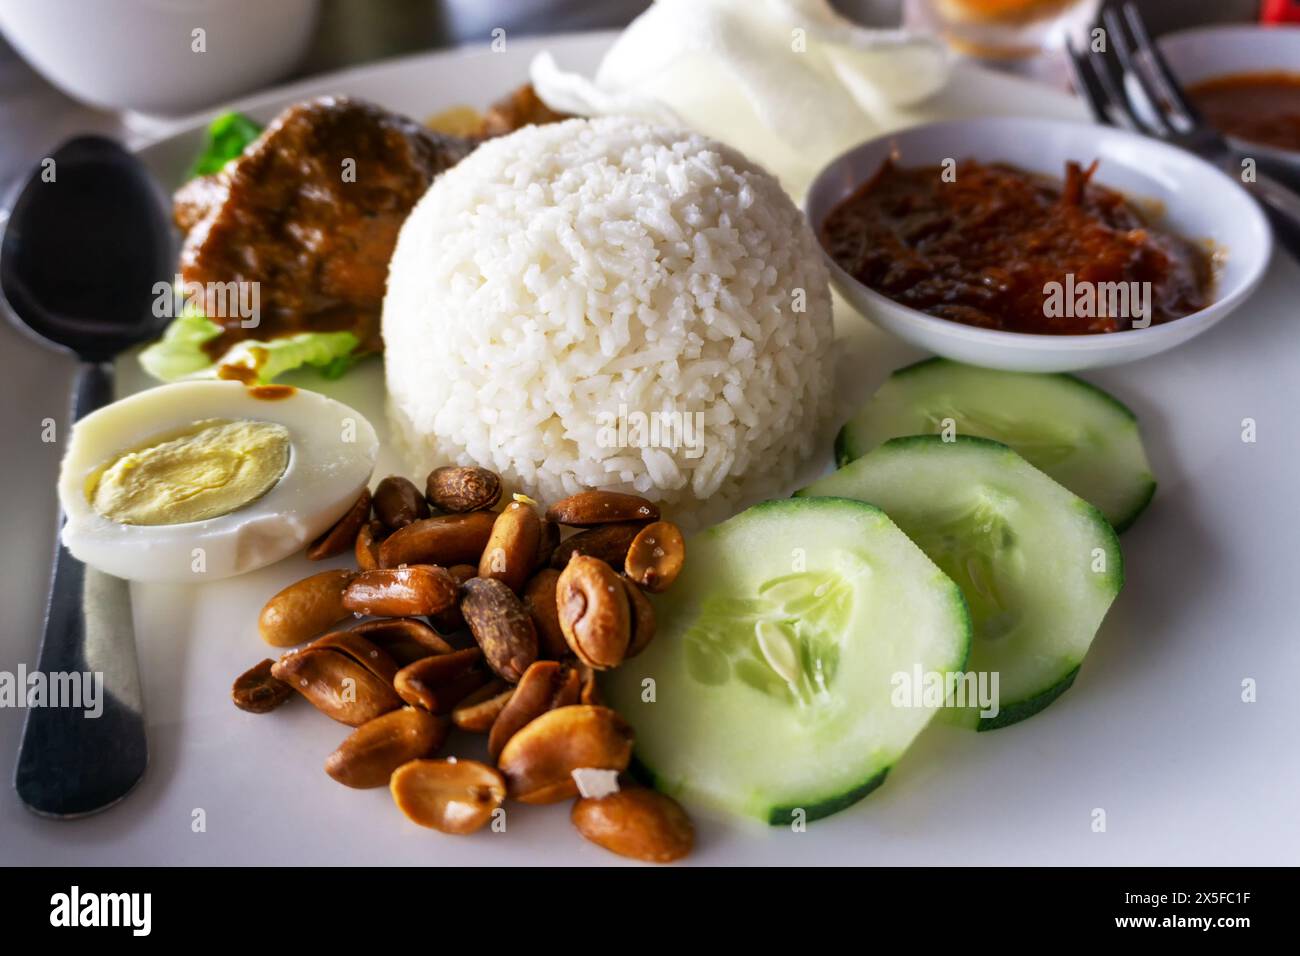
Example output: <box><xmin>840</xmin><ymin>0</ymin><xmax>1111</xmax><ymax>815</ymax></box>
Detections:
<box><xmin>232</xmin><ymin>465</ymin><xmax>693</xmax><ymax>863</ymax></box>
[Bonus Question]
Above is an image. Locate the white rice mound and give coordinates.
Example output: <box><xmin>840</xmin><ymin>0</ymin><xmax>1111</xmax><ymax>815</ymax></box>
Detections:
<box><xmin>382</xmin><ymin>116</ymin><xmax>835</xmax><ymax>526</ymax></box>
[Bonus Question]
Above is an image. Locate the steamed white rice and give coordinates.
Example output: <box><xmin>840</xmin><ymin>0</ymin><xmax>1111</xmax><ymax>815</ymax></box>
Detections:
<box><xmin>382</xmin><ymin>116</ymin><xmax>834</xmax><ymax>526</ymax></box>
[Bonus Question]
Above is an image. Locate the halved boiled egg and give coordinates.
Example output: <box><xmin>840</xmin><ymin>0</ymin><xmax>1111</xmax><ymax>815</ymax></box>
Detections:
<box><xmin>58</xmin><ymin>381</ymin><xmax>378</xmax><ymax>582</ymax></box>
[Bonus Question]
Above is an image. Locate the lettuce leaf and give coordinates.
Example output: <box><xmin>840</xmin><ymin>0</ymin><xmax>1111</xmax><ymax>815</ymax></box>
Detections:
<box><xmin>187</xmin><ymin>111</ymin><xmax>263</xmax><ymax>178</ymax></box>
<box><xmin>139</xmin><ymin>308</ymin><xmax>361</xmax><ymax>385</ymax></box>
<box><xmin>138</xmin><ymin>308</ymin><xmax>222</xmax><ymax>381</ymax></box>
<box><xmin>209</xmin><ymin>330</ymin><xmax>361</xmax><ymax>383</ymax></box>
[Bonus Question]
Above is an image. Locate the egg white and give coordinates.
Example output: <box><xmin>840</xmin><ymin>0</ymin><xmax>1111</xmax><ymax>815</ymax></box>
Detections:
<box><xmin>58</xmin><ymin>381</ymin><xmax>379</xmax><ymax>583</ymax></box>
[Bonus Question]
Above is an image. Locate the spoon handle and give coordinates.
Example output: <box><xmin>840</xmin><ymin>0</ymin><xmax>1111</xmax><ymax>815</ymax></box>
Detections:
<box><xmin>13</xmin><ymin>361</ymin><xmax>147</xmax><ymax>817</ymax></box>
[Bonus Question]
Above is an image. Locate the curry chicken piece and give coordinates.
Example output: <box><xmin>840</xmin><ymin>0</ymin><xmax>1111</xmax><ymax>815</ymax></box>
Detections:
<box><xmin>174</xmin><ymin>97</ymin><xmax>472</xmax><ymax>361</ymax></box>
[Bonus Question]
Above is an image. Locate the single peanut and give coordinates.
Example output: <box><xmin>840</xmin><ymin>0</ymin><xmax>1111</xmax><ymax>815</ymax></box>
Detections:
<box><xmin>393</xmin><ymin>648</ymin><xmax>485</xmax><ymax>713</ymax></box>
<box><xmin>571</xmin><ymin>788</ymin><xmax>694</xmax><ymax>863</ymax></box>
<box><xmin>306</xmin><ymin>630</ymin><xmax>400</xmax><ymax>685</ymax></box>
<box><xmin>348</xmin><ymin>617</ymin><xmax>454</xmax><ymax>666</ymax></box>
<box><xmin>450</xmin><ymin>680</ymin><xmax>514</xmax><ymax>732</ymax></box>
<box><xmin>496</xmin><ymin>705</ymin><xmax>633</xmax><ymax>804</ymax></box>
<box><xmin>271</xmin><ymin>647</ymin><xmax>402</xmax><ymax>726</ymax></box>
<box><xmin>390</xmin><ymin>758</ymin><xmax>506</xmax><ymax>834</ymax></box>
<box><xmin>624</xmin><ymin>521</ymin><xmax>685</xmax><ymax>593</ymax></box>
<box><xmin>325</xmin><ymin>707</ymin><xmax>448</xmax><ymax>789</ymax></box>
<box><xmin>487</xmin><ymin>660</ymin><xmax>581</xmax><ymax>760</ymax></box>
<box><xmin>306</xmin><ymin>488</ymin><xmax>372</xmax><ymax>560</ymax></box>
<box><xmin>343</xmin><ymin>565</ymin><xmax>458</xmax><ymax>617</ymax></box>
<box><xmin>478</xmin><ymin>501</ymin><xmax>541</xmax><ymax>593</ymax></box>
<box><xmin>621</xmin><ymin>576</ymin><xmax>657</xmax><ymax>658</ymax></box>
<box><xmin>546</xmin><ymin>491</ymin><xmax>659</xmax><ymax>527</ymax></box>
<box><xmin>448</xmin><ymin>563</ymin><xmax>480</xmax><ymax>585</ymax></box>
<box><xmin>425</xmin><ymin>465</ymin><xmax>502</xmax><ymax>513</ymax></box>
<box><xmin>556</xmin><ymin>556</ymin><xmax>631</xmax><ymax>670</ymax></box>
<box><xmin>258</xmin><ymin>569</ymin><xmax>354</xmax><ymax>647</ymax></box>
<box><xmin>231</xmin><ymin>659</ymin><xmax>293</xmax><ymax>714</ymax></box>
<box><xmin>379</xmin><ymin>512</ymin><xmax>496</xmax><ymax>568</ymax></box>
<box><xmin>549</xmin><ymin>522</ymin><xmax>642</xmax><ymax>570</ymax></box>
<box><xmin>536</xmin><ymin>518</ymin><xmax>560</xmax><ymax>567</ymax></box>
<box><xmin>460</xmin><ymin>577</ymin><xmax>538</xmax><ymax>683</ymax></box>
<box><xmin>522</xmin><ymin>569</ymin><xmax>568</xmax><ymax>659</ymax></box>
<box><xmin>355</xmin><ymin>519</ymin><xmax>386</xmax><ymax>571</ymax></box>
<box><xmin>373</xmin><ymin>475</ymin><xmax>430</xmax><ymax>531</ymax></box>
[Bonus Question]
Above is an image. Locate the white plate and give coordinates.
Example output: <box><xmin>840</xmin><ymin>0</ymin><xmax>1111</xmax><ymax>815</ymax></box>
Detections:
<box><xmin>805</xmin><ymin>117</ymin><xmax>1272</xmax><ymax>372</ymax></box>
<box><xmin>2</xmin><ymin>31</ymin><xmax>1298</xmax><ymax>866</ymax></box>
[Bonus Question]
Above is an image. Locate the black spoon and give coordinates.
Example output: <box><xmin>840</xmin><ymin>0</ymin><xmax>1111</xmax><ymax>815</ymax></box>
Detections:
<box><xmin>0</xmin><ymin>135</ymin><xmax>175</xmax><ymax>817</ymax></box>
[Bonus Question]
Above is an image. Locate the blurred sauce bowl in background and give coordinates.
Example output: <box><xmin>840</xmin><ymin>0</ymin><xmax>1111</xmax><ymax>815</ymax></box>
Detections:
<box><xmin>1159</xmin><ymin>24</ymin><xmax>1300</xmax><ymax>169</ymax></box>
<box><xmin>0</xmin><ymin>0</ymin><xmax>319</xmax><ymax>116</ymax></box>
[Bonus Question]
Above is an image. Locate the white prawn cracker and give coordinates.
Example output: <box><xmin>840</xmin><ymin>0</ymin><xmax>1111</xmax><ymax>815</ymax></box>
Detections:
<box><xmin>530</xmin><ymin>0</ymin><xmax>951</xmax><ymax>196</ymax></box>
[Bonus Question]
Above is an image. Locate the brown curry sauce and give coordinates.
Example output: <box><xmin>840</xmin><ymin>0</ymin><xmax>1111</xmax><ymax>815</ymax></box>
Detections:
<box><xmin>821</xmin><ymin>158</ymin><xmax>1212</xmax><ymax>334</ymax></box>
<box><xmin>248</xmin><ymin>384</ymin><xmax>297</xmax><ymax>401</ymax></box>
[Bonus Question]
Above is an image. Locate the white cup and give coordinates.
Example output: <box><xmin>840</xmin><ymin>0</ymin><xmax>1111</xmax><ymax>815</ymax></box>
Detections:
<box><xmin>0</xmin><ymin>0</ymin><xmax>320</xmax><ymax>116</ymax></box>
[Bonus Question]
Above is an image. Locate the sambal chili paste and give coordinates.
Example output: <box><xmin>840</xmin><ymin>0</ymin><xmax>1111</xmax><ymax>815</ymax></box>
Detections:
<box><xmin>820</xmin><ymin>158</ymin><xmax>1212</xmax><ymax>334</ymax></box>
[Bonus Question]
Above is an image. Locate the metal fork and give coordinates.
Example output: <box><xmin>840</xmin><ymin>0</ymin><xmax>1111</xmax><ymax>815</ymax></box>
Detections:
<box><xmin>1068</xmin><ymin>0</ymin><xmax>1300</xmax><ymax>260</ymax></box>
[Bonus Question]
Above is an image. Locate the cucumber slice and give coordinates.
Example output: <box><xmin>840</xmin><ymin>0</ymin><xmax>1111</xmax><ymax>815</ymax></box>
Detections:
<box><xmin>835</xmin><ymin>358</ymin><xmax>1156</xmax><ymax>532</ymax></box>
<box><xmin>800</xmin><ymin>436</ymin><xmax>1122</xmax><ymax>731</ymax></box>
<box><xmin>603</xmin><ymin>497</ymin><xmax>971</xmax><ymax>824</ymax></box>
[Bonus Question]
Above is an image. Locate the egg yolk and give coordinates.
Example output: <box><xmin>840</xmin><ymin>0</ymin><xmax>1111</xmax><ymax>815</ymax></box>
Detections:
<box><xmin>87</xmin><ymin>418</ymin><xmax>290</xmax><ymax>526</ymax></box>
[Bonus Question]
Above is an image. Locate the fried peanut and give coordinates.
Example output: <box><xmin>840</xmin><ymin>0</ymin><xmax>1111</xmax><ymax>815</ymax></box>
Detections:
<box><xmin>486</xmin><ymin>660</ymin><xmax>581</xmax><ymax>760</ymax></box>
<box><xmin>546</xmin><ymin>491</ymin><xmax>659</xmax><ymax>527</ymax></box>
<box><xmin>379</xmin><ymin>511</ymin><xmax>496</xmax><ymax>568</ymax></box>
<box><xmin>450</xmin><ymin>680</ymin><xmax>514</xmax><ymax>732</ymax></box>
<box><xmin>347</xmin><ymin>617</ymin><xmax>454</xmax><ymax>666</ymax></box>
<box><xmin>390</xmin><ymin>758</ymin><xmax>506</xmax><ymax>834</ymax></box>
<box><xmin>621</xmin><ymin>576</ymin><xmax>657</xmax><ymax>658</ymax></box>
<box><xmin>478</xmin><ymin>501</ymin><xmax>541</xmax><ymax>593</ymax></box>
<box><xmin>448</xmin><ymin>563</ymin><xmax>480</xmax><ymax>585</ymax></box>
<box><xmin>624</xmin><ymin>520</ymin><xmax>685</xmax><ymax>593</ymax></box>
<box><xmin>373</xmin><ymin>475</ymin><xmax>430</xmax><ymax>531</ymax></box>
<box><xmin>343</xmin><ymin>565</ymin><xmax>458</xmax><ymax>617</ymax></box>
<box><xmin>496</xmin><ymin>705</ymin><xmax>633</xmax><ymax>804</ymax></box>
<box><xmin>258</xmin><ymin>569</ymin><xmax>354</xmax><ymax>647</ymax></box>
<box><xmin>548</xmin><ymin>522</ymin><xmax>642</xmax><ymax>569</ymax></box>
<box><xmin>460</xmin><ymin>577</ymin><xmax>538</xmax><ymax>683</ymax></box>
<box><xmin>231</xmin><ymin>659</ymin><xmax>293</xmax><ymax>714</ymax></box>
<box><xmin>355</xmin><ymin>519</ymin><xmax>386</xmax><ymax>571</ymax></box>
<box><xmin>393</xmin><ymin>648</ymin><xmax>486</xmax><ymax>713</ymax></box>
<box><xmin>307</xmin><ymin>630</ymin><xmax>400</xmax><ymax>685</ymax></box>
<box><xmin>425</xmin><ymin>466</ymin><xmax>502</xmax><ymax>513</ymax></box>
<box><xmin>306</xmin><ymin>488</ymin><xmax>372</xmax><ymax>560</ymax></box>
<box><xmin>271</xmin><ymin>646</ymin><xmax>402</xmax><ymax>726</ymax></box>
<box><xmin>571</xmin><ymin>788</ymin><xmax>694</xmax><ymax>863</ymax></box>
<box><xmin>556</xmin><ymin>556</ymin><xmax>631</xmax><ymax>670</ymax></box>
<box><xmin>325</xmin><ymin>707</ymin><xmax>448</xmax><ymax>789</ymax></box>
<box><xmin>536</xmin><ymin>518</ymin><xmax>560</xmax><ymax>567</ymax></box>
<box><xmin>522</xmin><ymin>568</ymin><xmax>568</xmax><ymax>659</ymax></box>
